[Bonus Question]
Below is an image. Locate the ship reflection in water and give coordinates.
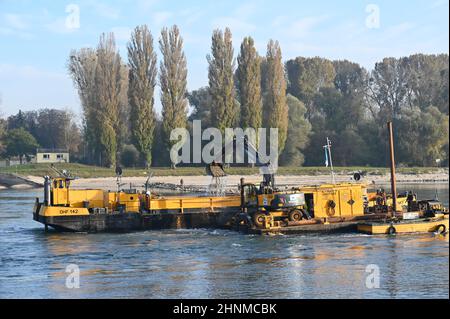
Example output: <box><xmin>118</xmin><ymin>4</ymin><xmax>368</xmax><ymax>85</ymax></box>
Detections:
<box><xmin>0</xmin><ymin>183</ymin><xmax>448</xmax><ymax>298</ymax></box>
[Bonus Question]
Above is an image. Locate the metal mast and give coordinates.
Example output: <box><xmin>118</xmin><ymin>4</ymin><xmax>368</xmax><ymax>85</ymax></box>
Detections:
<box><xmin>324</xmin><ymin>137</ymin><xmax>336</xmax><ymax>184</ymax></box>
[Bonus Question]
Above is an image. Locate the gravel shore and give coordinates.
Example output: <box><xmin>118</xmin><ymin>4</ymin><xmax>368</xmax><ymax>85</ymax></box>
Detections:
<box><xmin>21</xmin><ymin>172</ymin><xmax>449</xmax><ymax>191</ymax></box>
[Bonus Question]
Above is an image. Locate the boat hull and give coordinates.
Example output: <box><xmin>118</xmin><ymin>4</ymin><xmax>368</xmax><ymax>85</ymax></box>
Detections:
<box><xmin>357</xmin><ymin>217</ymin><xmax>449</xmax><ymax>235</ymax></box>
<box><xmin>34</xmin><ymin>209</ymin><xmax>239</xmax><ymax>232</ymax></box>
<box><xmin>243</xmin><ymin>221</ymin><xmax>359</xmax><ymax>235</ymax></box>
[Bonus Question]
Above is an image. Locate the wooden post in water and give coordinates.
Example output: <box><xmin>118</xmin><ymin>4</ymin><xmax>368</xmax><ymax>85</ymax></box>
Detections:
<box><xmin>387</xmin><ymin>121</ymin><xmax>397</xmax><ymax>215</ymax></box>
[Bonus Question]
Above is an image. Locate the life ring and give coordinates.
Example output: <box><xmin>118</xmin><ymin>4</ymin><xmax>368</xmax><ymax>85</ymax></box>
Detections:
<box><xmin>387</xmin><ymin>225</ymin><xmax>396</xmax><ymax>235</ymax></box>
<box><xmin>326</xmin><ymin>200</ymin><xmax>336</xmax><ymax>217</ymax></box>
<box><xmin>436</xmin><ymin>224</ymin><xmax>447</xmax><ymax>234</ymax></box>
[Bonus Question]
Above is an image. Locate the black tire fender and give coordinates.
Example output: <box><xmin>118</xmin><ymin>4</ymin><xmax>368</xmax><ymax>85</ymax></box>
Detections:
<box><xmin>387</xmin><ymin>225</ymin><xmax>396</xmax><ymax>235</ymax></box>
<box><xmin>436</xmin><ymin>224</ymin><xmax>447</xmax><ymax>234</ymax></box>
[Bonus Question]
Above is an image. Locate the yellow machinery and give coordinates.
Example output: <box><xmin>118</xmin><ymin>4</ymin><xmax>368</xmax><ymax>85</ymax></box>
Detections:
<box><xmin>297</xmin><ymin>183</ymin><xmax>366</xmax><ymax>219</ymax></box>
<box><xmin>238</xmin><ymin>181</ymin><xmax>368</xmax><ymax>229</ymax></box>
<box><xmin>366</xmin><ymin>189</ymin><xmax>411</xmax><ymax>213</ymax></box>
<box><xmin>240</xmin><ymin>181</ymin><xmax>307</xmax><ymax>228</ymax></box>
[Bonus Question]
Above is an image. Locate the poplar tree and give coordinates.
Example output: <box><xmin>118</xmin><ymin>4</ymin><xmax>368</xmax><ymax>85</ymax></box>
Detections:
<box><xmin>207</xmin><ymin>28</ymin><xmax>238</xmax><ymax>133</ymax></box>
<box><xmin>94</xmin><ymin>33</ymin><xmax>125</xmax><ymax>167</ymax></box>
<box><xmin>279</xmin><ymin>94</ymin><xmax>311</xmax><ymax>166</ymax></box>
<box><xmin>159</xmin><ymin>25</ymin><xmax>188</xmax><ymax>168</ymax></box>
<box><xmin>68</xmin><ymin>48</ymin><xmax>99</xmax><ymax>163</ymax></box>
<box><xmin>69</xmin><ymin>33</ymin><xmax>125</xmax><ymax>167</ymax></box>
<box><xmin>236</xmin><ymin>37</ymin><xmax>262</xmax><ymax>131</ymax></box>
<box><xmin>262</xmin><ymin>40</ymin><xmax>288</xmax><ymax>153</ymax></box>
<box><xmin>128</xmin><ymin>25</ymin><xmax>157</xmax><ymax>166</ymax></box>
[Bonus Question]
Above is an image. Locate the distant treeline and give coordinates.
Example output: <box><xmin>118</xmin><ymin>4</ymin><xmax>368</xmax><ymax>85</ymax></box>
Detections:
<box><xmin>0</xmin><ymin>24</ymin><xmax>448</xmax><ymax>168</ymax></box>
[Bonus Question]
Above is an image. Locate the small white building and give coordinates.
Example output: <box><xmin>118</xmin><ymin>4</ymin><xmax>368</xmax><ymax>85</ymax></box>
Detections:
<box><xmin>36</xmin><ymin>149</ymin><xmax>70</xmax><ymax>164</ymax></box>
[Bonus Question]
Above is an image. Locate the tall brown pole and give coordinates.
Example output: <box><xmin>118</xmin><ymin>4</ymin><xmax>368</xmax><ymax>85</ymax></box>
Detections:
<box><xmin>387</xmin><ymin>121</ymin><xmax>397</xmax><ymax>215</ymax></box>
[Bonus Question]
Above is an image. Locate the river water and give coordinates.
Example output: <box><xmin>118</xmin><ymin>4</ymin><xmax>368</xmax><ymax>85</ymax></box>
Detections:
<box><xmin>0</xmin><ymin>183</ymin><xmax>448</xmax><ymax>299</ymax></box>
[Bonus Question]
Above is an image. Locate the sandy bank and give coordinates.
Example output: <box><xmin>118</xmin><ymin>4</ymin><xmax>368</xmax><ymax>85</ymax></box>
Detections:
<box><xmin>23</xmin><ymin>172</ymin><xmax>449</xmax><ymax>191</ymax></box>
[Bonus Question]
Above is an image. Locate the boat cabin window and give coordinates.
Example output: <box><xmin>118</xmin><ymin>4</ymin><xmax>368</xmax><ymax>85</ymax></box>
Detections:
<box><xmin>59</xmin><ymin>180</ymin><xmax>64</xmax><ymax>188</ymax></box>
<box><xmin>43</xmin><ymin>154</ymin><xmax>50</xmax><ymax>159</ymax></box>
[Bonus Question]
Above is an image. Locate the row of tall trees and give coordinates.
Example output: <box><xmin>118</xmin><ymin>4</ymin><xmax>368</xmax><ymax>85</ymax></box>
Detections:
<box><xmin>3</xmin><ymin>25</ymin><xmax>446</xmax><ymax>168</ymax></box>
<box><xmin>67</xmin><ymin>25</ymin><xmax>300</xmax><ymax>168</ymax></box>
<box><xmin>198</xmin><ymin>31</ymin><xmax>294</xmax><ymax>157</ymax></box>
<box><xmin>284</xmin><ymin>54</ymin><xmax>449</xmax><ymax>167</ymax></box>
<box><xmin>68</xmin><ymin>25</ymin><xmax>189</xmax><ymax>168</ymax></box>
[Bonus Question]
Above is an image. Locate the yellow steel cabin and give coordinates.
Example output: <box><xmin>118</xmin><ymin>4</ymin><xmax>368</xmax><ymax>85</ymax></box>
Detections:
<box><xmin>296</xmin><ymin>183</ymin><xmax>366</xmax><ymax>219</ymax></box>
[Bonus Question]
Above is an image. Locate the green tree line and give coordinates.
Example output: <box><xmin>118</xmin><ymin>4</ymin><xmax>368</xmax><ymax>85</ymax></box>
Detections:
<box><xmin>1</xmin><ymin>25</ymin><xmax>448</xmax><ymax>168</ymax></box>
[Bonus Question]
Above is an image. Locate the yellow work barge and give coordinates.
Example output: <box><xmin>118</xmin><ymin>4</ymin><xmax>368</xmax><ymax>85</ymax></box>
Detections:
<box><xmin>357</xmin><ymin>215</ymin><xmax>448</xmax><ymax>235</ymax></box>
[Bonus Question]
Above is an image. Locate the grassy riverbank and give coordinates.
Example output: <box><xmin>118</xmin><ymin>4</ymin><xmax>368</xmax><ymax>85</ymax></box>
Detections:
<box><xmin>0</xmin><ymin>162</ymin><xmax>446</xmax><ymax>178</ymax></box>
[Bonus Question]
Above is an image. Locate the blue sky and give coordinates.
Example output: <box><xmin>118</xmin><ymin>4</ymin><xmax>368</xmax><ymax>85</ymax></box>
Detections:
<box><xmin>0</xmin><ymin>0</ymin><xmax>449</xmax><ymax>119</ymax></box>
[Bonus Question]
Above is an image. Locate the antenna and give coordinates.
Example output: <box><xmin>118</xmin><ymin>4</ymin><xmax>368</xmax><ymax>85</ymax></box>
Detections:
<box><xmin>115</xmin><ymin>165</ymin><xmax>123</xmax><ymax>193</ymax></box>
<box><xmin>323</xmin><ymin>137</ymin><xmax>336</xmax><ymax>184</ymax></box>
<box><xmin>144</xmin><ymin>171</ymin><xmax>153</xmax><ymax>193</ymax></box>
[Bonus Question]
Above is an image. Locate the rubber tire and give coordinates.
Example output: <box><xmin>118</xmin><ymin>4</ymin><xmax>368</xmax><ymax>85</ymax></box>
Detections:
<box><xmin>436</xmin><ymin>224</ymin><xmax>446</xmax><ymax>234</ymax></box>
<box><xmin>289</xmin><ymin>209</ymin><xmax>302</xmax><ymax>222</ymax></box>
<box><xmin>387</xmin><ymin>225</ymin><xmax>396</xmax><ymax>235</ymax></box>
<box><xmin>253</xmin><ymin>212</ymin><xmax>266</xmax><ymax>228</ymax></box>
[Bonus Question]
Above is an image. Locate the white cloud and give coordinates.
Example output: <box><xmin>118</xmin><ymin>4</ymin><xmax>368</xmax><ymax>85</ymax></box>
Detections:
<box><xmin>384</xmin><ymin>22</ymin><xmax>415</xmax><ymax>38</ymax></box>
<box><xmin>45</xmin><ymin>17</ymin><xmax>78</xmax><ymax>34</ymax></box>
<box><xmin>286</xmin><ymin>15</ymin><xmax>329</xmax><ymax>38</ymax></box>
<box><xmin>152</xmin><ymin>11</ymin><xmax>173</xmax><ymax>26</ymax></box>
<box><xmin>179</xmin><ymin>8</ymin><xmax>204</xmax><ymax>26</ymax></box>
<box><xmin>0</xmin><ymin>26</ymin><xmax>33</xmax><ymax>39</ymax></box>
<box><xmin>3</xmin><ymin>13</ymin><xmax>28</xmax><ymax>30</ymax></box>
<box><xmin>0</xmin><ymin>13</ymin><xmax>33</xmax><ymax>38</ymax></box>
<box><xmin>0</xmin><ymin>64</ymin><xmax>66</xmax><ymax>80</ymax></box>
<box><xmin>211</xmin><ymin>1</ymin><xmax>259</xmax><ymax>36</ymax></box>
<box><xmin>211</xmin><ymin>16</ymin><xmax>256</xmax><ymax>34</ymax></box>
<box><xmin>111</xmin><ymin>26</ymin><xmax>132</xmax><ymax>42</ymax></box>
<box><xmin>137</xmin><ymin>0</ymin><xmax>160</xmax><ymax>12</ymax></box>
<box><xmin>234</xmin><ymin>2</ymin><xmax>258</xmax><ymax>19</ymax></box>
<box><xmin>271</xmin><ymin>15</ymin><xmax>288</xmax><ymax>28</ymax></box>
<box><xmin>80</xmin><ymin>0</ymin><xmax>120</xmax><ymax>19</ymax></box>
